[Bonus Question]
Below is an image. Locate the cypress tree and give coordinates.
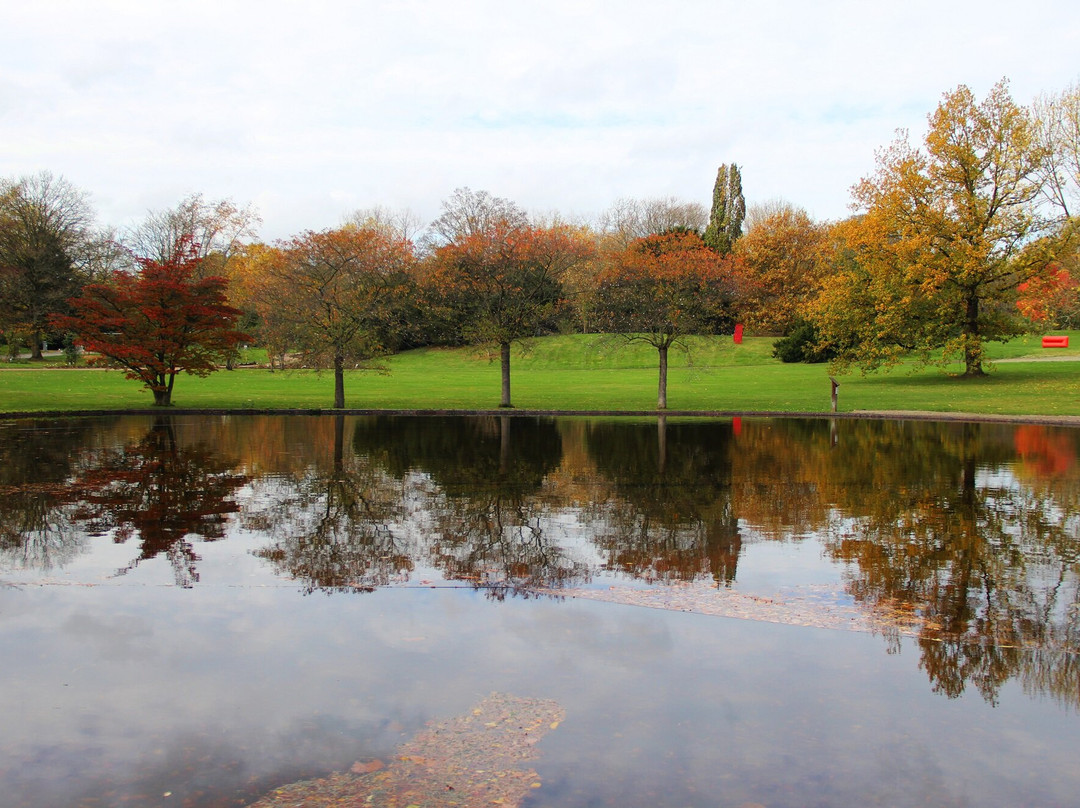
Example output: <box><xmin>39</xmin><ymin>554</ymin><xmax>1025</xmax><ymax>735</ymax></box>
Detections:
<box><xmin>703</xmin><ymin>163</ymin><xmax>745</xmax><ymax>255</ymax></box>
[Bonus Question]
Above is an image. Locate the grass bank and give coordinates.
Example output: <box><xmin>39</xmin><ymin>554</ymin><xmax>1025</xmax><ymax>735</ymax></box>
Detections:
<box><xmin>2</xmin><ymin>333</ymin><xmax>1079</xmax><ymax>417</ymax></box>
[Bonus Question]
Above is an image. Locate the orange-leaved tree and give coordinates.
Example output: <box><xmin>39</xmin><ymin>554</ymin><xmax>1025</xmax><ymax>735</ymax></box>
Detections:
<box><xmin>256</xmin><ymin>226</ymin><xmax>416</xmax><ymax>408</ymax></box>
<box><xmin>426</xmin><ymin>220</ymin><xmax>594</xmax><ymax>408</ymax></box>
<box><xmin>591</xmin><ymin>230</ymin><xmax>741</xmax><ymax>409</ymax></box>
<box><xmin>734</xmin><ymin>202</ymin><xmax>829</xmax><ymax>334</ymax></box>
<box><xmin>51</xmin><ymin>237</ymin><xmax>248</xmax><ymax>406</ymax></box>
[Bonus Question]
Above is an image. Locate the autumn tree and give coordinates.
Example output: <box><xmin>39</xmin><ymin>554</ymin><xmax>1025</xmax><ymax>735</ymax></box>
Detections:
<box><xmin>0</xmin><ymin>171</ymin><xmax>105</xmax><ymax>359</ymax></box>
<box><xmin>256</xmin><ymin>226</ymin><xmax>416</xmax><ymax>408</ymax></box>
<box><xmin>51</xmin><ymin>238</ymin><xmax>248</xmax><ymax>406</ymax></box>
<box><xmin>703</xmin><ymin>163</ymin><xmax>745</xmax><ymax>254</ymax></box>
<box><xmin>815</xmin><ymin>80</ymin><xmax>1062</xmax><ymax>376</ymax></box>
<box><xmin>1016</xmin><ymin>263</ymin><xmax>1080</xmax><ymax>326</ymax></box>
<box><xmin>591</xmin><ymin>230</ymin><xmax>740</xmax><ymax>408</ymax></box>
<box><xmin>427</xmin><ymin>194</ymin><xmax>593</xmax><ymax>407</ymax></box>
<box><xmin>734</xmin><ymin>201</ymin><xmax>828</xmax><ymax>332</ymax></box>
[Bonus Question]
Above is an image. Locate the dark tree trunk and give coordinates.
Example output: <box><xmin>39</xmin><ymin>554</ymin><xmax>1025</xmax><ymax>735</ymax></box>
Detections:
<box><xmin>499</xmin><ymin>341</ymin><xmax>513</xmax><ymax>408</ymax></box>
<box><xmin>657</xmin><ymin>414</ymin><xmax>667</xmax><ymax>475</ymax></box>
<box><xmin>499</xmin><ymin>415</ymin><xmax>511</xmax><ymax>474</ymax></box>
<box><xmin>333</xmin><ymin>414</ymin><xmax>345</xmax><ymax>473</ymax></box>
<box><xmin>334</xmin><ymin>351</ymin><xmax>345</xmax><ymax>409</ymax></box>
<box><xmin>657</xmin><ymin>344</ymin><xmax>669</xmax><ymax>409</ymax></box>
<box><xmin>30</xmin><ymin>331</ymin><xmax>43</xmax><ymax>361</ymax></box>
<box><xmin>152</xmin><ymin>373</ymin><xmax>175</xmax><ymax>406</ymax></box>
<box><xmin>963</xmin><ymin>294</ymin><xmax>985</xmax><ymax>376</ymax></box>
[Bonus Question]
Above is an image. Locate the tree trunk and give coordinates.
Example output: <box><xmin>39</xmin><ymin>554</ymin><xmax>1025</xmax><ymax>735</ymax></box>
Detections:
<box><xmin>152</xmin><ymin>388</ymin><xmax>171</xmax><ymax>406</ymax></box>
<box><xmin>333</xmin><ymin>414</ymin><xmax>345</xmax><ymax>473</ymax></box>
<box><xmin>657</xmin><ymin>414</ymin><xmax>667</xmax><ymax>475</ymax></box>
<box><xmin>30</xmin><ymin>331</ymin><xmax>43</xmax><ymax>361</ymax></box>
<box><xmin>499</xmin><ymin>341</ymin><xmax>513</xmax><ymax>408</ymax></box>
<box><xmin>657</xmin><ymin>344</ymin><xmax>669</xmax><ymax>409</ymax></box>
<box><xmin>963</xmin><ymin>294</ymin><xmax>985</xmax><ymax>376</ymax></box>
<box><xmin>334</xmin><ymin>351</ymin><xmax>345</xmax><ymax>409</ymax></box>
<box><xmin>499</xmin><ymin>415</ymin><xmax>511</xmax><ymax>474</ymax></box>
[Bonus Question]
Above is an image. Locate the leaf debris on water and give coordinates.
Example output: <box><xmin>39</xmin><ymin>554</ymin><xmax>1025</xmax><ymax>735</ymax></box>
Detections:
<box><xmin>246</xmin><ymin>692</ymin><xmax>564</xmax><ymax>808</ymax></box>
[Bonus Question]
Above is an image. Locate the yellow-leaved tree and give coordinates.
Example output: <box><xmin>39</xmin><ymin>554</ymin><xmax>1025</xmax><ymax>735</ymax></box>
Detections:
<box><xmin>815</xmin><ymin>79</ymin><xmax>1069</xmax><ymax>376</ymax></box>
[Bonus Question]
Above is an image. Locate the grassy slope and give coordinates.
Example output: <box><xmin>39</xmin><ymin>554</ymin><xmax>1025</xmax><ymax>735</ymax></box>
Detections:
<box><xmin>2</xmin><ymin>332</ymin><xmax>1079</xmax><ymax>415</ymax></box>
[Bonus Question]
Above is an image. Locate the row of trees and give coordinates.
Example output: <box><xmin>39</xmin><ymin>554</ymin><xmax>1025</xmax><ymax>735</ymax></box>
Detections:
<box><xmin>3</xmin><ymin>78</ymin><xmax>1078</xmax><ymax>405</ymax></box>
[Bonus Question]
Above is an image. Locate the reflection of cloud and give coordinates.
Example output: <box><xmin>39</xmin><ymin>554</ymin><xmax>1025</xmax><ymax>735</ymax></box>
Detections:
<box><xmin>61</xmin><ymin>612</ymin><xmax>155</xmax><ymax>662</ymax></box>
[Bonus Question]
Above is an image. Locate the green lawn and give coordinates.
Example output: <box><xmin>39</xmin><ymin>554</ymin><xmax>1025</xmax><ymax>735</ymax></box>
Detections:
<box><xmin>2</xmin><ymin>333</ymin><xmax>1080</xmax><ymax>416</ymax></box>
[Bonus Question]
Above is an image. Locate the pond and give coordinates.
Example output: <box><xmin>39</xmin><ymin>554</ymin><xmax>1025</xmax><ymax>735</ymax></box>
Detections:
<box><xmin>0</xmin><ymin>413</ymin><xmax>1078</xmax><ymax>808</ymax></box>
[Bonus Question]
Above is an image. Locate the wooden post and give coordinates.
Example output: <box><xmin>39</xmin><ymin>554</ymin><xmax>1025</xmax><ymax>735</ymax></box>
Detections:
<box><xmin>830</xmin><ymin>376</ymin><xmax>839</xmax><ymax>413</ymax></box>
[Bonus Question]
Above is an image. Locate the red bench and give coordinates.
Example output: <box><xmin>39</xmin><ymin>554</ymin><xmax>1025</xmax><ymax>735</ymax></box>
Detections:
<box><xmin>1042</xmin><ymin>335</ymin><xmax>1070</xmax><ymax>348</ymax></box>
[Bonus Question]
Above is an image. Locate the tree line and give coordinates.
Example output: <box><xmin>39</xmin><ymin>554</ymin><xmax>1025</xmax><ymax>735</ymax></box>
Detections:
<box><xmin>2</xmin><ymin>78</ymin><xmax>1078</xmax><ymax>406</ymax></box>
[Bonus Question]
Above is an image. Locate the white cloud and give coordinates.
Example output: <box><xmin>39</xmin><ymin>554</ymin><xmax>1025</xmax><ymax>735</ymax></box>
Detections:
<box><xmin>2</xmin><ymin>0</ymin><xmax>1078</xmax><ymax>239</ymax></box>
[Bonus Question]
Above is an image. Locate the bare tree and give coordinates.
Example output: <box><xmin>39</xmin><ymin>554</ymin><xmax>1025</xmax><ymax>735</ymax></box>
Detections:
<box><xmin>598</xmin><ymin>196</ymin><xmax>708</xmax><ymax>251</ymax></box>
<box><xmin>126</xmin><ymin>193</ymin><xmax>261</xmax><ymax>274</ymax></box>
<box><xmin>1033</xmin><ymin>81</ymin><xmax>1080</xmax><ymax>219</ymax></box>
<box><xmin>343</xmin><ymin>205</ymin><xmax>426</xmax><ymax>245</ymax></box>
<box><xmin>426</xmin><ymin>187</ymin><xmax>529</xmax><ymax>248</ymax></box>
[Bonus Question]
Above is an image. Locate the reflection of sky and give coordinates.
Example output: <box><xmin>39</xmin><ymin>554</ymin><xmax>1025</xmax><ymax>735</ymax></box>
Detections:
<box><xmin>4</xmin><ymin>416</ymin><xmax>1080</xmax><ymax>805</ymax></box>
<box><xmin>2</xmin><ymin>584</ymin><xmax>1080</xmax><ymax>807</ymax></box>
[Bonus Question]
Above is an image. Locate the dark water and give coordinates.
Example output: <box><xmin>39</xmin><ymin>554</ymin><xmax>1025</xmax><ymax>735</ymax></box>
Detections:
<box><xmin>0</xmin><ymin>414</ymin><xmax>1078</xmax><ymax>807</ymax></box>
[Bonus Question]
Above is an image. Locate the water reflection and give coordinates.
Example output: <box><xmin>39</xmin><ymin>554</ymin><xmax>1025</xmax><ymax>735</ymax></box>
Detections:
<box><xmin>1</xmin><ymin>414</ymin><xmax>1079</xmax><ymax>709</ymax></box>
<box><xmin>585</xmin><ymin>417</ymin><xmax>741</xmax><ymax>586</ymax></box>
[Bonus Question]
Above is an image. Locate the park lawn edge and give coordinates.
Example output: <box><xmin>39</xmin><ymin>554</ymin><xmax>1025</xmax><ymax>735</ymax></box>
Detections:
<box><xmin>3</xmin><ymin>334</ymin><xmax>1080</xmax><ymax>422</ymax></box>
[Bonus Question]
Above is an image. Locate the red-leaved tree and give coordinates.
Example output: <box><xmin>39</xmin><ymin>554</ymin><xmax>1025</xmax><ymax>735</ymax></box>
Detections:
<box><xmin>52</xmin><ymin>238</ymin><xmax>248</xmax><ymax>406</ymax></box>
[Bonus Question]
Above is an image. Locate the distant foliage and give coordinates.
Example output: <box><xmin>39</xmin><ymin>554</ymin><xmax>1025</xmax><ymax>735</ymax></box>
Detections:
<box><xmin>772</xmin><ymin>320</ymin><xmax>835</xmax><ymax>363</ymax></box>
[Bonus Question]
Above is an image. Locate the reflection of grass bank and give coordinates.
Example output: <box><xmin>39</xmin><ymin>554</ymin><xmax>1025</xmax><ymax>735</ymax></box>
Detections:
<box><xmin>1</xmin><ymin>333</ymin><xmax>1080</xmax><ymax>416</ymax></box>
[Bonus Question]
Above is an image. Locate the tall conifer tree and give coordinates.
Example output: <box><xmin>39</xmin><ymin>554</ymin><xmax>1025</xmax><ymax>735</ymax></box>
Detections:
<box><xmin>703</xmin><ymin>164</ymin><xmax>745</xmax><ymax>255</ymax></box>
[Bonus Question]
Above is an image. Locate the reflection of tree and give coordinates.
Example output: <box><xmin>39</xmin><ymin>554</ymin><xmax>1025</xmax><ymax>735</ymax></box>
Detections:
<box><xmin>69</xmin><ymin>417</ymin><xmax>249</xmax><ymax>587</ymax></box>
<box><xmin>813</xmin><ymin>420</ymin><xmax>1080</xmax><ymax>707</ymax></box>
<box><xmin>584</xmin><ymin>418</ymin><xmax>740</xmax><ymax>586</ymax></box>
<box><xmin>354</xmin><ymin>415</ymin><xmax>589</xmax><ymax>598</ymax></box>
<box><xmin>0</xmin><ymin>418</ymin><xmax>99</xmax><ymax>570</ymax></box>
<box><xmin>253</xmin><ymin>416</ymin><xmax>413</xmax><ymax>594</ymax></box>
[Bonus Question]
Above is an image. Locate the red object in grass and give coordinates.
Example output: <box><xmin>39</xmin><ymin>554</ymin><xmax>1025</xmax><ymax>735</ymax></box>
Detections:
<box><xmin>1042</xmin><ymin>335</ymin><xmax>1069</xmax><ymax>348</ymax></box>
<box><xmin>733</xmin><ymin>323</ymin><xmax>744</xmax><ymax>344</ymax></box>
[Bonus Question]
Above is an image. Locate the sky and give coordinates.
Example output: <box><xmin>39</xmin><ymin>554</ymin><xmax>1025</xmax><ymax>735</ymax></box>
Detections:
<box><xmin>2</xmin><ymin>0</ymin><xmax>1079</xmax><ymax>241</ymax></box>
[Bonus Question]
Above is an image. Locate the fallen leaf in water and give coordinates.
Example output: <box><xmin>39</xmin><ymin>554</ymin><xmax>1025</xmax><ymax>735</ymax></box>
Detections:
<box><xmin>246</xmin><ymin>693</ymin><xmax>564</xmax><ymax>808</ymax></box>
<box><xmin>350</xmin><ymin>760</ymin><xmax>384</xmax><ymax>775</ymax></box>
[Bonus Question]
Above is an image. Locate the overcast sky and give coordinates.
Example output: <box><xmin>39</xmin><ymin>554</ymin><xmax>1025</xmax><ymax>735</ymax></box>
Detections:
<box><xmin>3</xmin><ymin>0</ymin><xmax>1078</xmax><ymax>241</ymax></box>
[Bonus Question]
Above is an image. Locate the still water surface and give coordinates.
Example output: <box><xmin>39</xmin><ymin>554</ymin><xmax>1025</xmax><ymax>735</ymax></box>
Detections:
<box><xmin>0</xmin><ymin>414</ymin><xmax>1078</xmax><ymax>807</ymax></box>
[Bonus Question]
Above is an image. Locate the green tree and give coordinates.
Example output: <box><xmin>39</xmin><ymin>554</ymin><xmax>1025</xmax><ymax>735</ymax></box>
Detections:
<box><xmin>0</xmin><ymin>171</ymin><xmax>99</xmax><ymax>359</ymax></box>
<box><xmin>703</xmin><ymin>163</ymin><xmax>745</xmax><ymax>255</ymax></box>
